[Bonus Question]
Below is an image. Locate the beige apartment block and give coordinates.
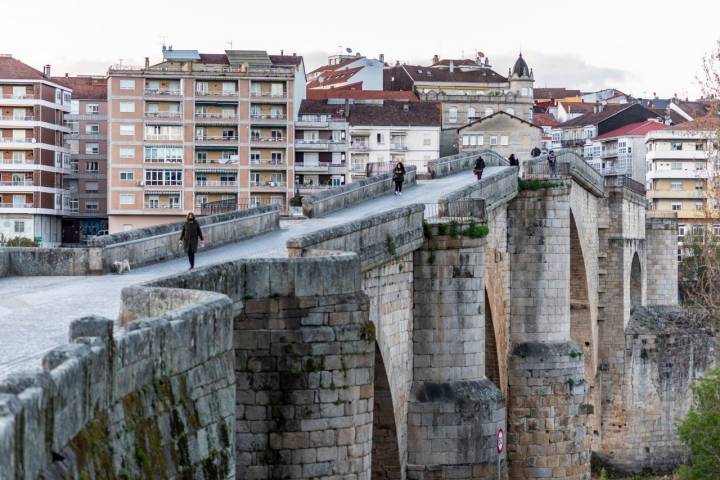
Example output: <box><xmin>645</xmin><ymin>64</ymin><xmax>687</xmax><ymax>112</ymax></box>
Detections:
<box><xmin>107</xmin><ymin>48</ymin><xmax>305</xmax><ymax>233</ymax></box>
<box><xmin>645</xmin><ymin>117</ymin><xmax>720</xmax><ymax>253</ymax></box>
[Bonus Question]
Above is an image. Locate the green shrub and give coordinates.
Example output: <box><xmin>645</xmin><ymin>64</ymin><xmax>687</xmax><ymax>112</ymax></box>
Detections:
<box><xmin>0</xmin><ymin>235</ymin><xmax>38</xmax><ymax>247</ymax></box>
<box><xmin>448</xmin><ymin>221</ymin><xmax>460</xmax><ymax>238</ymax></box>
<box><xmin>677</xmin><ymin>368</ymin><xmax>720</xmax><ymax>479</ymax></box>
<box><xmin>518</xmin><ymin>178</ymin><xmax>562</xmax><ymax>191</ymax></box>
<box><xmin>422</xmin><ymin>221</ymin><xmax>433</xmax><ymax>239</ymax></box>
<box><xmin>462</xmin><ymin>221</ymin><xmax>489</xmax><ymax>239</ymax></box>
<box><xmin>437</xmin><ymin>223</ymin><xmax>449</xmax><ymax>236</ymax></box>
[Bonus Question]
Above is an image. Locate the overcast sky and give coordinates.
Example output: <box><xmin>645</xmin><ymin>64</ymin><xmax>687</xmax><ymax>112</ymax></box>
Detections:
<box><xmin>2</xmin><ymin>0</ymin><xmax>717</xmax><ymax>99</ymax></box>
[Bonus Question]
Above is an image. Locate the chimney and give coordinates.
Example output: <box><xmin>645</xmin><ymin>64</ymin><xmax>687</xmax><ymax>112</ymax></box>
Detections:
<box><xmin>65</xmin><ymin>73</ymin><xmax>69</xmax><ymax>78</ymax></box>
<box><xmin>379</xmin><ymin>53</ymin><xmax>385</xmax><ymax>63</ymax></box>
<box><xmin>162</xmin><ymin>45</ymin><xmax>166</xmax><ymax>52</ymax></box>
<box><xmin>344</xmin><ymin>98</ymin><xmax>350</xmax><ymax>118</ymax></box>
<box><xmin>293</xmin><ymin>52</ymin><xmax>297</xmax><ymax>56</ymax></box>
<box><xmin>432</xmin><ymin>54</ymin><xmax>439</xmax><ymax>64</ymax></box>
<box><xmin>281</xmin><ymin>49</ymin><xmax>284</xmax><ymax>55</ymax></box>
<box><xmin>449</xmin><ymin>61</ymin><xmax>454</xmax><ymax>73</ymax></box>
<box><xmin>43</xmin><ymin>65</ymin><xmax>51</xmax><ymax>77</ymax></box>
<box><xmin>144</xmin><ymin>57</ymin><xmax>150</xmax><ymax>68</ymax></box>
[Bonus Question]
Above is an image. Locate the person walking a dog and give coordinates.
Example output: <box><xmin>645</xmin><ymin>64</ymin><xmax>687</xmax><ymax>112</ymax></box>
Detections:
<box><xmin>180</xmin><ymin>212</ymin><xmax>204</xmax><ymax>270</ymax></box>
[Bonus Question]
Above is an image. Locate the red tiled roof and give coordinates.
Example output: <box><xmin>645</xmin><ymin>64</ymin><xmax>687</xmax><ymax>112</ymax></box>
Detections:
<box><xmin>308</xmin><ymin>57</ymin><xmax>360</xmax><ymax>75</ymax></box>
<box><xmin>52</xmin><ymin>76</ymin><xmax>107</xmax><ymax>99</ymax></box>
<box><xmin>306</xmin><ymin>66</ymin><xmax>364</xmax><ymax>89</ymax></box>
<box><xmin>300</xmin><ymin>99</ymin><xmax>441</xmax><ymax>127</ymax></box>
<box><xmin>402</xmin><ymin>64</ymin><xmax>507</xmax><ymax>84</ymax></box>
<box><xmin>299</xmin><ymin>100</ymin><xmax>345</xmax><ymax>116</ymax></box>
<box><xmin>534</xmin><ymin>88</ymin><xmax>581</xmax><ymax>100</ymax></box>
<box><xmin>671</xmin><ymin>115</ymin><xmax>720</xmax><ymax>131</ymax></box>
<box><xmin>0</xmin><ymin>55</ymin><xmax>47</xmax><ymax>80</ymax></box>
<box><xmin>593</xmin><ymin>120</ymin><xmax>667</xmax><ymax>141</ymax></box>
<box><xmin>532</xmin><ymin>113</ymin><xmax>559</xmax><ymax>128</ymax></box>
<box><xmin>269</xmin><ymin>55</ymin><xmax>303</xmax><ymax>66</ymax></box>
<box><xmin>556</xmin><ymin>104</ymin><xmax>631</xmax><ymax>128</ymax></box>
<box><xmin>559</xmin><ymin>102</ymin><xmax>597</xmax><ymax>114</ymax></box>
<box><xmin>306</xmin><ymin>90</ymin><xmax>418</xmax><ymax>101</ymax></box>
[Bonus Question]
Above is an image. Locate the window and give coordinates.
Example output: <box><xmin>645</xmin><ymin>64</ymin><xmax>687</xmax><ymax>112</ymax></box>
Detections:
<box><xmin>145</xmin><ymin>169</ymin><xmax>183</xmax><ymax>186</ymax></box>
<box><xmin>423</xmin><ymin>136</ymin><xmax>431</xmax><ymax>146</ymax></box>
<box><xmin>447</xmin><ymin>108</ymin><xmax>458</xmax><ymax>124</ymax></box>
<box><xmin>119</xmin><ymin>102</ymin><xmax>135</xmax><ymax>113</ymax></box>
<box><xmin>467</xmin><ymin>107</ymin><xmax>476</xmax><ymax>121</ymax></box>
<box><xmin>85</xmin><ymin>143</ymin><xmax>100</xmax><ymax>154</ymax></box>
<box><xmin>55</xmin><ymin>89</ymin><xmax>61</xmax><ymax>104</ymax></box>
<box><xmin>85</xmin><ymin>201</ymin><xmax>99</xmax><ymax>211</ymax></box>
<box><xmin>671</xmin><ymin>202</ymin><xmax>682</xmax><ymax>211</ymax></box>
<box><xmin>145</xmin><ymin>125</ymin><xmax>182</xmax><ymax>141</ymax></box>
<box><xmin>271</xmin><ymin>152</ymin><xmax>283</xmax><ymax>164</ymax></box>
<box><xmin>490</xmin><ymin>136</ymin><xmax>498</xmax><ymax>146</ymax></box>
<box><xmin>500</xmin><ymin>136</ymin><xmax>509</xmax><ymax>146</ymax></box>
<box><xmin>120</xmin><ymin>172</ymin><xmax>134</xmax><ymax>180</ymax></box>
<box><xmin>469</xmin><ymin>135</ymin><xmax>477</xmax><ymax>146</ymax></box>
<box><xmin>521</xmin><ymin>87</ymin><xmax>530</xmax><ymax>97</ymax></box>
<box><xmin>86</xmin><ymin>104</ymin><xmax>99</xmax><ymax>114</ymax></box>
<box><xmin>671</xmin><ymin>142</ymin><xmax>682</xmax><ymax>151</ymax></box>
<box><xmin>671</xmin><ymin>181</ymin><xmax>682</xmax><ymax>191</ymax></box>
<box><xmin>376</xmin><ymin>133</ymin><xmax>384</xmax><ymax>144</ymax></box>
<box><xmin>250</xmin><ymin>152</ymin><xmax>260</xmax><ymax>163</ymax></box>
<box><xmin>696</xmin><ymin>202</ymin><xmax>704</xmax><ymax>211</ymax></box>
<box><xmin>85</xmin><ymin>182</ymin><xmax>99</xmax><ymax>193</ymax></box>
<box><xmin>713</xmin><ymin>225</ymin><xmax>720</xmax><ymax>237</ymax></box>
<box><xmin>144</xmin><ymin>146</ymin><xmax>183</xmax><ymax>163</ymax></box>
<box><xmin>119</xmin><ymin>79</ymin><xmax>135</xmax><ymax>90</ymax></box>
<box><xmin>695</xmin><ymin>143</ymin><xmax>705</xmax><ymax>151</ymax></box>
<box><xmin>119</xmin><ymin>125</ymin><xmax>135</xmax><ymax>136</ymax></box>
<box><xmin>119</xmin><ymin>194</ymin><xmax>135</xmax><ymax>205</ymax></box>
<box><xmin>671</xmin><ymin>162</ymin><xmax>682</xmax><ymax>170</ymax></box>
<box><xmin>678</xmin><ymin>225</ymin><xmax>686</xmax><ymax>238</ymax></box>
<box><xmin>120</xmin><ymin>148</ymin><xmax>135</xmax><ymax>159</ymax></box>
<box><xmin>71</xmin><ymin>100</ymin><xmax>80</xmax><ymax>114</ymax></box>
<box><xmin>223</xmin><ymin>82</ymin><xmax>237</xmax><ymax>95</ymax></box>
<box><xmin>462</xmin><ymin>136</ymin><xmax>470</xmax><ymax>146</ymax></box>
<box><xmin>63</xmin><ymin>92</ymin><xmax>71</xmax><ymax>105</ymax></box>
<box><xmin>12</xmin><ymin>151</ymin><xmax>26</xmax><ymax>163</ymax></box>
<box><xmin>86</xmin><ymin>161</ymin><xmax>99</xmax><ymax>172</ymax></box>
<box><xmin>14</xmin><ymin>221</ymin><xmax>24</xmax><ymax>233</ymax></box>
<box><xmin>86</xmin><ymin>124</ymin><xmax>100</xmax><ymax>134</ymax></box>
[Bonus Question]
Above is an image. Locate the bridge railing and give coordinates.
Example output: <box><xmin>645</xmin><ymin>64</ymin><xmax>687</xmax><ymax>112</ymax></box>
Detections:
<box><xmin>604</xmin><ymin>174</ymin><xmax>646</xmax><ymax>196</ymax></box>
<box><xmin>524</xmin><ymin>150</ymin><xmax>605</xmax><ymax>196</ymax></box>
<box><xmin>427</xmin><ymin>149</ymin><xmax>509</xmax><ymax>179</ymax></box>
<box><xmin>424</xmin><ymin>199</ymin><xmax>487</xmax><ymax>224</ymax></box>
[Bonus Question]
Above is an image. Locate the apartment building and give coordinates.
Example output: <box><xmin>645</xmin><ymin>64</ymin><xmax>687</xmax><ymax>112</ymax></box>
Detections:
<box><xmin>584</xmin><ymin>120</ymin><xmax>666</xmax><ymax>184</ymax></box>
<box><xmin>646</xmin><ymin>117</ymin><xmax>720</xmax><ymax>249</ymax></box>
<box><xmin>0</xmin><ymin>55</ymin><xmax>72</xmax><ymax>245</ymax></box>
<box><xmin>348</xmin><ymin>101</ymin><xmax>441</xmax><ymax>179</ymax></box>
<box><xmin>54</xmin><ymin>76</ymin><xmax>108</xmax><ymax>242</ymax></box>
<box><xmin>295</xmin><ymin>100</ymin><xmax>349</xmax><ymax>194</ymax></box>
<box><xmin>384</xmin><ymin>53</ymin><xmax>535</xmax><ymax>128</ymax></box>
<box><xmin>107</xmin><ymin>48</ymin><xmax>305</xmax><ymax>233</ymax></box>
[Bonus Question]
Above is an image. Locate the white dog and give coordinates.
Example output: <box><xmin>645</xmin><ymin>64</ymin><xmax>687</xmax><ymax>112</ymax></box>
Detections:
<box><xmin>112</xmin><ymin>259</ymin><xmax>131</xmax><ymax>274</ymax></box>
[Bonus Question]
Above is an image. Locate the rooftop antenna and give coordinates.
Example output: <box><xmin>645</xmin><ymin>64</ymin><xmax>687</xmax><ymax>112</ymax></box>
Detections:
<box><xmin>117</xmin><ymin>58</ymin><xmax>124</xmax><ymax>67</ymax></box>
<box><xmin>226</xmin><ymin>40</ymin><xmax>233</xmax><ymax>50</ymax></box>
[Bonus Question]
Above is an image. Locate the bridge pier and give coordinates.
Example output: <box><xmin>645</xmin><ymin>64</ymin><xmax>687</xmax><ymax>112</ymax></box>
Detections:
<box><xmin>406</xmin><ymin>231</ymin><xmax>506</xmax><ymax>480</ymax></box>
<box><xmin>507</xmin><ymin>186</ymin><xmax>591</xmax><ymax>480</ymax></box>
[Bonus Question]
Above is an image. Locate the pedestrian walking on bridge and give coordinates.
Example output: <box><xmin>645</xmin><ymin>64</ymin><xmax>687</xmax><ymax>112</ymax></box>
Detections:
<box><xmin>180</xmin><ymin>212</ymin><xmax>204</xmax><ymax>270</ymax></box>
<box><xmin>548</xmin><ymin>150</ymin><xmax>558</xmax><ymax>178</ymax></box>
<box><xmin>473</xmin><ymin>155</ymin><xmax>486</xmax><ymax>180</ymax></box>
<box><xmin>393</xmin><ymin>161</ymin><xmax>406</xmax><ymax>195</ymax></box>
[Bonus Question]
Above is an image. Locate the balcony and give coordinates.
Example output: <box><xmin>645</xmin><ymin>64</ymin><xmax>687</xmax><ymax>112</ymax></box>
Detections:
<box><xmin>600</xmin><ymin>149</ymin><xmax>618</xmax><ymax>159</ymax></box>
<box><xmin>145</xmin><ymin>111</ymin><xmax>182</xmax><ymax>119</ymax></box>
<box><xmin>195</xmin><ymin>113</ymin><xmax>238</xmax><ymax>123</ymax></box>
<box><xmin>647</xmin><ymin>169</ymin><xmax>708</xmax><ymax>180</ymax></box>
<box><xmin>295</xmin><ymin>162</ymin><xmax>330</xmax><ymax>173</ymax></box>
<box><xmin>1</xmin><ymin>158</ymin><xmax>36</xmax><ymax>166</ymax></box>
<box><xmin>0</xmin><ymin>202</ymin><xmax>34</xmax><ymax>208</ymax></box>
<box><xmin>195</xmin><ymin>135</ymin><xmax>238</xmax><ymax>143</ymax></box>
<box><xmin>297</xmin><ymin>184</ymin><xmax>332</xmax><ymax>192</ymax></box>
<box><xmin>195</xmin><ymin>90</ymin><xmax>238</xmax><ymax>98</ymax></box>
<box><xmin>390</xmin><ymin>143</ymin><xmax>408</xmax><ymax>151</ymax></box>
<box><xmin>250</xmin><ymin>136</ymin><xmax>286</xmax><ymax>145</ymax></box>
<box><xmin>249</xmin><ymin>159</ymin><xmax>287</xmax><ymax>170</ymax></box>
<box><xmin>143</xmin><ymin>203</ymin><xmax>183</xmax><ymax>209</ymax></box>
<box><xmin>0</xmin><ymin>137</ymin><xmax>35</xmax><ymax>144</ymax></box>
<box><xmin>250</xmin><ymin>114</ymin><xmax>287</xmax><ymax>122</ymax></box>
<box><xmin>0</xmin><ymin>94</ymin><xmax>35</xmax><ymax>100</ymax></box>
<box><xmin>0</xmin><ymin>180</ymin><xmax>33</xmax><ymax>186</ymax></box>
<box><xmin>194</xmin><ymin>180</ymin><xmax>238</xmax><ymax>188</ymax></box>
<box><xmin>350</xmin><ymin>143</ymin><xmax>369</xmax><ymax>151</ymax></box>
<box><xmin>194</xmin><ymin>157</ymin><xmax>239</xmax><ymax>166</ymax></box>
<box><xmin>0</xmin><ymin>115</ymin><xmax>34</xmax><ymax>121</ymax></box>
<box><xmin>295</xmin><ymin>118</ymin><xmax>331</xmax><ymax>128</ymax></box>
<box><xmin>250</xmin><ymin>180</ymin><xmax>287</xmax><ymax>190</ymax></box>
<box><xmin>144</xmin><ymin>88</ymin><xmax>182</xmax><ymax>97</ymax></box>
<box><xmin>145</xmin><ymin>134</ymin><xmax>184</xmax><ymax>141</ymax></box>
<box><xmin>250</xmin><ymin>92</ymin><xmax>287</xmax><ymax>102</ymax></box>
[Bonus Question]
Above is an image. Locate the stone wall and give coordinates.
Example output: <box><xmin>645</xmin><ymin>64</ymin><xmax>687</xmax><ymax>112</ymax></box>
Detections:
<box><xmin>302</xmin><ymin>167</ymin><xmax>417</xmax><ymax>218</ymax></box>
<box><xmin>427</xmin><ymin>149</ymin><xmax>508</xmax><ymax>179</ymax></box>
<box><xmin>145</xmin><ymin>255</ymin><xmax>376</xmax><ymax>480</ymax></box>
<box><xmin>287</xmin><ymin>205</ymin><xmax>425</xmax><ymax>272</ymax></box>
<box><xmin>0</xmin><ymin>206</ymin><xmax>280</xmax><ymax>276</ymax></box>
<box><xmin>439</xmin><ymin>166</ymin><xmax>518</xmax><ymax>212</ymax></box>
<box><xmin>408</xmin><ymin>231</ymin><xmax>506</xmax><ymax>479</ymax></box>
<box><xmin>645</xmin><ymin>217</ymin><xmax>679</xmax><ymax>306</ymax></box>
<box><xmin>0</xmin><ymin>289</ymin><xmax>236</xmax><ymax>479</ymax></box>
<box><xmin>594</xmin><ymin>306</ymin><xmax>718</xmax><ymax>474</ymax></box>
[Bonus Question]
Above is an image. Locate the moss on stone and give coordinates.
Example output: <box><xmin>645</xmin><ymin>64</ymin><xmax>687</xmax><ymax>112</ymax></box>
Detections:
<box><xmin>360</xmin><ymin>320</ymin><xmax>376</xmax><ymax>343</ymax></box>
<box><xmin>67</xmin><ymin>410</ymin><xmax>115</xmax><ymax>479</ymax></box>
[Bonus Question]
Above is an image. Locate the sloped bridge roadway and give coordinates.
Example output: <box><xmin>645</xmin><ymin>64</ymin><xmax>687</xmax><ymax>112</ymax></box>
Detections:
<box><xmin>0</xmin><ymin>150</ymin><xmax>679</xmax><ymax>480</ymax></box>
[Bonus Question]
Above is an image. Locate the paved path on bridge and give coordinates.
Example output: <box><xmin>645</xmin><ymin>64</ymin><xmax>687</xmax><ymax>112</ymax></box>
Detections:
<box><xmin>0</xmin><ymin>167</ymin><xmax>505</xmax><ymax>379</ymax></box>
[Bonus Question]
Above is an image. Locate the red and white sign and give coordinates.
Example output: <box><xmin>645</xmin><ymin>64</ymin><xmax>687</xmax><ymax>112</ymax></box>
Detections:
<box><xmin>496</xmin><ymin>428</ymin><xmax>505</xmax><ymax>454</ymax></box>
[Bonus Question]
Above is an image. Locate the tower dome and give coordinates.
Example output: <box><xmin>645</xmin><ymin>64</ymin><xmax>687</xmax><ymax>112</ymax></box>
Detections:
<box><xmin>512</xmin><ymin>53</ymin><xmax>530</xmax><ymax>78</ymax></box>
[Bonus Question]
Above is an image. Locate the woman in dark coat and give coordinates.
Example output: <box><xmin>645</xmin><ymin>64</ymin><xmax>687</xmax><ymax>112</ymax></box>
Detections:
<box><xmin>180</xmin><ymin>212</ymin><xmax>204</xmax><ymax>269</ymax></box>
<box><xmin>393</xmin><ymin>161</ymin><xmax>406</xmax><ymax>195</ymax></box>
<box><xmin>473</xmin><ymin>155</ymin><xmax>486</xmax><ymax>180</ymax></box>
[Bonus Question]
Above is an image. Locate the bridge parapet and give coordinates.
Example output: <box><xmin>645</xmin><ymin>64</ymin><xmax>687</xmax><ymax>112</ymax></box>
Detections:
<box><xmin>428</xmin><ymin>149</ymin><xmax>509</xmax><ymax>179</ymax></box>
<box><xmin>301</xmin><ymin>167</ymin><xmax>418</xmax><ymax>218</ymax></box>
<box><xmin>525</xmin><ymin>150</ymin><xmax>604</xmax><ymax>196</ymax></box>
<box><xmin>438</xmin><ymin>166</ymin><xmax>518</xmax><ymax>216</ymax></box>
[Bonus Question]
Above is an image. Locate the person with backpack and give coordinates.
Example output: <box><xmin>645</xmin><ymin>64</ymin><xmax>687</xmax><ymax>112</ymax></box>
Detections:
<box><xmin>473</xmin><ymin>155</ymin><xmax>486</xmax><ymax>180</ymax></box>
<box><xmin>393</xmin><ymin>161</ymin><xmax>406</xmax><ymax>195</ymax></box>
<box><xmin>509</xmin><ymin>153</ymin><xmax>519</xmax><ymax>166</ymax></box>
<box><xmin>548</xmin><ymin>150</ymin><xmax>557</xmax><ymax>177</ymax></box>
<box><xmin>531</xmin><ymin>146</ymin><xmax>541</xmax><ymax>158</ymax></box>
<box><xmin>179</xmin><ymin>212</ymin><xmax>204</xmax><ymax>270</ymax></box>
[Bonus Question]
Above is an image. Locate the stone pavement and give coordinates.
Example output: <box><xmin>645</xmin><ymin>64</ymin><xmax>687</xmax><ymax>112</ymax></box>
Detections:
<box><xmin>0</xmin><ymin>167</ymin><xmax>505</xmax><ymax>380</ymax></box>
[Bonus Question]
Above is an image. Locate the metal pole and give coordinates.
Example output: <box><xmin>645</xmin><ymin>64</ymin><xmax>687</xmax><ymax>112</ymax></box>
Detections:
<box><xmin>497</xmin><ymin>451</ymin><xmax>501</xmax><ymax>480</ymax></box>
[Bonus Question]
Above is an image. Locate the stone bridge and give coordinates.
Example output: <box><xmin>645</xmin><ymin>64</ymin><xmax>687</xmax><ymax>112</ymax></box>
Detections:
<box><xmin>1</xmin><ymin>150</ymin><xmax>710</xmax><ymax>480</ymax></box>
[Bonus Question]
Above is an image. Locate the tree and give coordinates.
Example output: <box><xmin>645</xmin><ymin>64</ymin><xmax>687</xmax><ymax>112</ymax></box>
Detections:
<box><xmin>677</xmin><ymin>369</ymin><xmax>720</xmax><ymax>479</ymax></box>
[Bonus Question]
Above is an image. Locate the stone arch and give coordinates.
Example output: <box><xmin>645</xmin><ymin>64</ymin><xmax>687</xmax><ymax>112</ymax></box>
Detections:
<box><xmin>630</xmin><ymin>251</ymin><xmax>642</xmax><ymax>309</ymax></box>
<box><xmin>569</xmin><ymin>210</ymin><xmax>594</xmax><ymax>376</ymax></box>
<box><xmin>372</xmin><ymin>343</ymin><xmax>402</xmax><ymax>480</ymax></box>
<box><xmin>484</xmin><ymin>289</ymin><xmax>501</xmax><ymax>391</ymax></box>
